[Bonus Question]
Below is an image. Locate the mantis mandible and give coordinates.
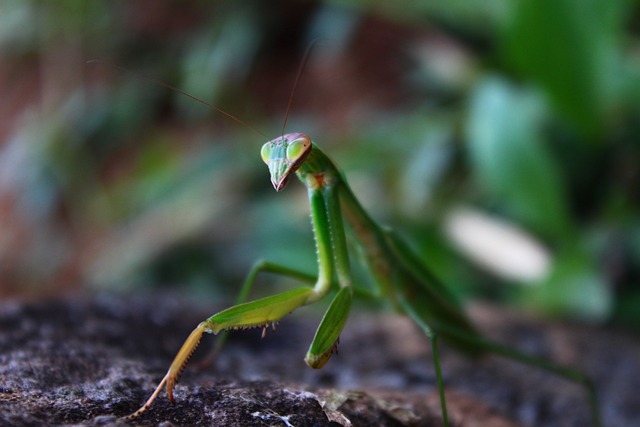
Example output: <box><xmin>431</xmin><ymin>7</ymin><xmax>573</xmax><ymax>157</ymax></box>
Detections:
<box><xmin>123</xmin><ymin>58</ymin><xmax>602</xmax><ymax>427</ymax></box>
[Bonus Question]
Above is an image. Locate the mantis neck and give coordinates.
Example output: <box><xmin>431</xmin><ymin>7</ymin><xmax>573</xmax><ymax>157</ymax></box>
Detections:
<box><xmin>295</xmin><ymin>143</ymin><xmax>340</xmax><ymax>189</ymax></box>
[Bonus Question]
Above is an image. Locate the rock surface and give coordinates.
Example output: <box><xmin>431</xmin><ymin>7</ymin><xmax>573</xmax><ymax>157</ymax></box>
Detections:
<box><xmin>0</xmin><ymin>293</ymin><xmax>637</xmax><ymax>426</ymax></box>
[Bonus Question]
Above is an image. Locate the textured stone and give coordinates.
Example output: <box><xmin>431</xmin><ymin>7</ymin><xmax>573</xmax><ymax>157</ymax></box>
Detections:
<box><xmin>0</xmin><ymin>293</ymin><xmax>636</xmax><ymax>426</ymax></box>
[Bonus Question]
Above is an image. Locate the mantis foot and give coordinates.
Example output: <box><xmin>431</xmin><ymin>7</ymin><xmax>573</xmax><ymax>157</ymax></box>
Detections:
<box><xmin>123</xmin><ymin>322</ymin><xmax>208</xmax><ymax>420</ymax></box>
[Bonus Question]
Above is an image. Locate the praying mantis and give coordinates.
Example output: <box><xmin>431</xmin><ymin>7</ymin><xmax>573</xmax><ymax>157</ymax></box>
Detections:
<box><xmin>122</xmin><ymin>59</ymin><xmax>603</xmax><ymax>427</ymax></box>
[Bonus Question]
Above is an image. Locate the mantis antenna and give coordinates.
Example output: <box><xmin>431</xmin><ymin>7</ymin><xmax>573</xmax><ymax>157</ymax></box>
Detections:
<box><xmin>280</xmin><ymin>39</ymin><xmax>321</xmax><ymax>137</ymax></box>
<box><xmin>89</xmin><ymin>40</ymin><xmax>321</xmax><ymax>140</ymax></box>
<box><xmin>86</xmin><ymin>59</ymin><xmax>268</xmax><ymax>139</ymax></box>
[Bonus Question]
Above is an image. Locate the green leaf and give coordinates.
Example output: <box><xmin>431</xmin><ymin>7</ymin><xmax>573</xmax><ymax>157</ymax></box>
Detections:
<box><xmin>501</xmin><ymin>0</ymin><xmax>626</xmax><ymax>136</ymax></box>
<box><xmin>466</xmin><ymin>77</ymin><xmax>570</xmax><ymax>238</ymax></box>
<box><xmin>522</xmin><ymin>245</ymin><xmax>612</xmax><ymax>320</ymax></box>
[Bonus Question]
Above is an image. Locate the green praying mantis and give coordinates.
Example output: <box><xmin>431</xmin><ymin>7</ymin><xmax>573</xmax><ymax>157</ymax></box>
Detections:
<box><xmin>122</xmin><ymin>60</ymin><xmax>603</xmax><ymax>427</ymax></box>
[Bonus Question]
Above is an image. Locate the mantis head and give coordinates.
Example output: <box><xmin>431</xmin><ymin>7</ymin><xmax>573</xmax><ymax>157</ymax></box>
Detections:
<box><xmin>261</xmin><ymin>132</ymin><xmax>312</xmax><ymax>191</ymax></box>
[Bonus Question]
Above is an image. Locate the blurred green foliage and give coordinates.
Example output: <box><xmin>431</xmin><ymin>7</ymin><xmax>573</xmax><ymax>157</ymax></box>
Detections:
<box><xmin>1</xmin><ymin>0</ymin><xmax>639</xmax><ymax>327</ymax></box>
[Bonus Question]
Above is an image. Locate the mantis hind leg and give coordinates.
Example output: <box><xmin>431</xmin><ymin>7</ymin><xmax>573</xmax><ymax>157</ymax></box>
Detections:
<box><xmin>199</xmin><ymin>260</ymin><xmax>316</xmax><ymax>367</ymax></box>
<box><xmin>400</xmin><ymin>302</ymin><xmax>451</xmax><ymax>427</ymax></box>
<box><xmin>435</xmin><ymin>322</ymin><xmax>603</xmax><ymax>427</ymax></box>
<box><xmin>431</xmin><ymin>335</ymin><xmax>450</xmax><ymax>427</ymax></box>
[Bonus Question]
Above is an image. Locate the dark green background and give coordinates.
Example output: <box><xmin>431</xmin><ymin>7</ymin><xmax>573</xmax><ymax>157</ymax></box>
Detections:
<box><xmin>1</xmin><ymin>0</ymin><xmax>638</xmax><ymax>327</ymax></box>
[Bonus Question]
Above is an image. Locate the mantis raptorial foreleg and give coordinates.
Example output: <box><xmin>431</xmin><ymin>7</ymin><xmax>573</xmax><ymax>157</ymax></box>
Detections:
<box><xmin>124</xmin><ymin>130</ymin><xmax>603</xmax><ymax>427</ymax></box>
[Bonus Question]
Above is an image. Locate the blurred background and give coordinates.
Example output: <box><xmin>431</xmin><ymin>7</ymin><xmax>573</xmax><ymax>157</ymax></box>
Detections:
<box><xmin>0</xmin><ymin>0</ymin><xmax>639</xmax><ymax>328</ymax></box>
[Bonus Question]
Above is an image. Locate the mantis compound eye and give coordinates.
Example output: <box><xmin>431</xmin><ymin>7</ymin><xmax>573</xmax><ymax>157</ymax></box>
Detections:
<box><xmin>260</xmin><ymin>142</ymin><xmax>272</xmax><ymax>164</ymax></box>
<box><xmin>286</xmin><ymin>138</ymin><xmax>311</xmax><ymax>163</ymax></box>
